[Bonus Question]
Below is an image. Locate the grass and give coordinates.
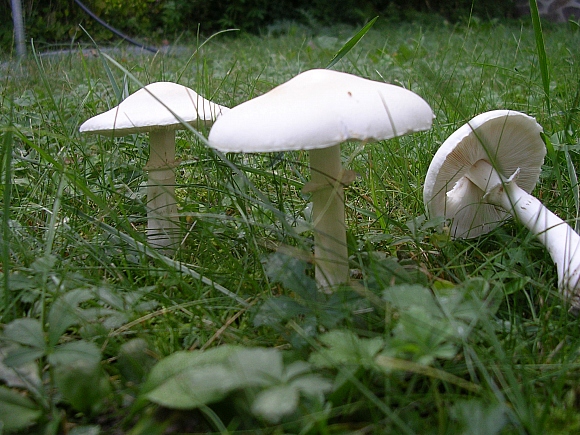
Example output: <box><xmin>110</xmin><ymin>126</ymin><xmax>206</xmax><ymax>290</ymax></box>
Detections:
<box><xmin>1</xmin><ymin>13</ymin><xmax>580</xmax><ymax>434</ymax></box>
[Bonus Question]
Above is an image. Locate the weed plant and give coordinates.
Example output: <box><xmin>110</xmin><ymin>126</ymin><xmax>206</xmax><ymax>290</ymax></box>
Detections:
<box><xmin>1</xmin><ymin>11</ymin><xmax>580</xmax><ymax>435</ymax></box>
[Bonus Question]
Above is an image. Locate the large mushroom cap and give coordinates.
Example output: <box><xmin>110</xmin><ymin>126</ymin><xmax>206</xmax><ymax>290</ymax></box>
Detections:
<box><xmin>423</xmin><ymin>110</ymin><xmax>545</xmax><ymax>239</ymax></box>
<box><xmin>80</xmin><ymin>82</ymin><xmax>228</xmax><ymax>136</ymax></box>
<box><xmin>208</xmin><ymin>69</ymin><xmax>434</xmax><ymax>152</ymax></box>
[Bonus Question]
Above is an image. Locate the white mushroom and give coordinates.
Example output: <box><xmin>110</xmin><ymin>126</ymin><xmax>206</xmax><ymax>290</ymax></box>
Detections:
<box><xmin>80</xmin><ymin>82</ymin><xmax>228</xmax><ymax>252</ymax></box>
<box><xmin>424</xmin><ymin>110</ymin><xmax>580</xmax><ymax>310</ymax></box>
<box><xmin>208</xmin><ymin>69</ymin><xmax>434</xmax><ymax>289</ymax></box>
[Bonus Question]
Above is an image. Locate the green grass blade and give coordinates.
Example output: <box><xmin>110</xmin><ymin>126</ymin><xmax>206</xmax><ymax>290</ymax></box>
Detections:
<box><xmin>564</xmin><ymin>148</ymin><xmax>580</xmax><ymax>232</ymax></box>
<box><xmin>529</xmin><ymin>0</ymin><xmax>551</xmax><ymax>114</ymax></box>
<box><xmin>79</xmin><ymin>25</ymin><xmax>123</xmax><ymax>103</ymax></box>
<box><xmin>30</xmin><ymin>42</ymin><xmax>70</xmax><ymax>137</ymax></box>
<box><xmin>1</xmin><ymin>108</ymin><xmax>14</xmax><ymax>322</ymax></box>
<box><xmin>326</xmin><ymin>16</ymin><xmax>378</xmax><ymax>69</ymax></box>
<box><xmin>176</xmin><ymin>28</ymin><xmax>239</xmax><ymax>83</ymax></box>
<box><xmin>198</xmin><ymin>405</ymin><xmax>230</xmax><ymax>435</ymax></box>
<box><xmin>543</xmin><ymin>132</ymin><xmax>563</xmax><ymax>192</ymax></box>
<box><xmin>43</xmin><ymin>175</ymin><xmax>66</xmax><ymax>256</ymax></box>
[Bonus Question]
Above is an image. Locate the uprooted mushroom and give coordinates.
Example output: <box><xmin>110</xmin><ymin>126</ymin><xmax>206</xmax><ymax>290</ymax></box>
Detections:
<box><xmin>424</xmin><ymin>109</ymin><xmax>580</xmax><ymax>311</ymax></box>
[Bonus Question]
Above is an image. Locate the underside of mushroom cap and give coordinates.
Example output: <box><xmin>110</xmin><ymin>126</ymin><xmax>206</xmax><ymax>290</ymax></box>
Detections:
<box><xmin>208</xmin><ymin>69</ymin><xmax>434</xmax><ymax>152</ymax></box>
<box><xmin>79</xmin><ymin>82</ymin><xmax>228</xmax><ymax>136</ymax></box>
<box><xmin>423</xmin><ymin>110</ymin><xmax>545</xmax><ymax>239</ymax></box>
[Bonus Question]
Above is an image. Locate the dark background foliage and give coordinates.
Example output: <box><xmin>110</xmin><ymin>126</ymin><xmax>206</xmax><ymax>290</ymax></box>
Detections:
<box><xmin>2</xmin><ymin>0</ymin><xmax>517</xmax><ymax>52</ymax></box>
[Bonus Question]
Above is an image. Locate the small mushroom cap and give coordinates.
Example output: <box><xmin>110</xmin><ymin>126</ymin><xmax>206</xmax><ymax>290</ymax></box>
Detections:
<box><xmin>208</xmin><ymin>69</ymin><xmax>434</xmax><ymax>152</ymax></box>
<box><xmin>79</xmin><ymin>82</ymin><xmax>228</xmax><ymax>136</ymax></box>
<box><xmin>423</xmin><ymin>110</ymin><xmax>545</xmax><ymax>239</ymax></box>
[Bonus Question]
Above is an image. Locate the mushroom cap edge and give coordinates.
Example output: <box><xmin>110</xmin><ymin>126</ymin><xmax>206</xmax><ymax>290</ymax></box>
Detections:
<box><xmin>79</xmin><ymin>81</ymin><xmax>229</xmax><ymax>137</ymax></box>
<box><xmin>208</xmin><ymin>69</ymin><xmax>434</xmax><ymax>153</ymax></box>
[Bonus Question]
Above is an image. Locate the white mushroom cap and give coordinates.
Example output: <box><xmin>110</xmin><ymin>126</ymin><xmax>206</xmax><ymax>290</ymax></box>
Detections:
<box><xmin>423</xmin><ymin>110</ymin><xmax>545</xmax><ymax>239</ymax></box>
<box><xmin>80</xmin><ymin>82</ymin><xmax>228</xmax><ymax>136</ymax></box>
<box><xmin>208</xmin><ymin>69</ymin><xmax>434</xmax><ymax>151</ymax></box>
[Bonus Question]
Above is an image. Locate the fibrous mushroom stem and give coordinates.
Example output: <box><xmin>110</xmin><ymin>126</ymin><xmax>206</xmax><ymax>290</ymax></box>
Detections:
<box><xmin>309</xmin><ymin>145</ymin><xmax>349</xmax><ymax>289</ymax></box>
<box><xmin>467</xmin><ymin>159</ymin><xmax>580</xmax><ymax>307</ymax></box>
<box><xmin>145</xmin><ymin>130</ymin><xmax>179</xmax><ymax>251</ymax></box>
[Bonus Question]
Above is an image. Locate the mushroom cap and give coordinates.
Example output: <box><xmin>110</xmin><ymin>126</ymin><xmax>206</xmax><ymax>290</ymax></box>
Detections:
<box><xmin>79</xmin><ymin>82</ymin><xmax>228</xmax><ymax>136</ymax></box>
<box><xmin>208</xmin><ymin>69</ymin><xmax>434</xmax><ymax>152</ymax></box>
<box><xmin>423</xmin><ymin>110</ymin><xmax>545</xmax><ymax>239</ymax></box>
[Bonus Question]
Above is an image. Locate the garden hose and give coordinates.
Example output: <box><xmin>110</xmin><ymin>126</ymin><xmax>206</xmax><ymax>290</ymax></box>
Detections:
<box><xmin>73</xmin><ymin>0</ymin><xmax>159</xmax><ymax>53</ymax></box>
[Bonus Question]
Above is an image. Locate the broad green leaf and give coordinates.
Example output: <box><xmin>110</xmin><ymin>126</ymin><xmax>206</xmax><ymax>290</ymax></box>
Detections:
<box><xmin>146</xmin><ymin>364</ymin><xmax>234</xmax><ymax>409</ymax></box>
<box><xmin>48</xmin><ymin>288</ymin><xmax>95</xmax><ymax>347</ymax></box>
<box><xmin>318</xmin><ymin>290</ymin><xmax>359</xmax><ymax>328</ymax></box>
<box><xmin>264</xmin><ymin>252</ymin><xmax>317</xmax><ymax>300</ymax></box>
<box><xmin>2</xmin><ymin>318</ymin><xmax>45</xmax><ymax>350</ymax></box>
<box><xmin>253</xmin><ymin>296</ymin><xmax>308</xmax><ymax>327</ymax></box>
<box><xmin>54</xmin><ymin>363</ymin><xmax>110</xmax><ymax>415</ymax></box>
<box><xmin>51</xmin><ymin>342</ymin><xmax>110</xmax><ymax>414</ymax></box>
<box><xmin>92</xmin><ymin>286</ymin><xmax>126</xmax><ymax>310</ymax></box>
<box><xmin>436</xmin><ymin>279</ymin><xmax>495</xmax><ymax>338</ymax></box>
<box><xmin>1</xmin><ymin>273</ymin><xmax>37</xmax><ymax>293</ymax></box>
<box><xmin>290</xmin><ymin>315</ymin><xmax>319</xmax><ymax>349</ymax></box>
<box><xmin>390</xmin><ymin>307</ymin><xmax>457</xmax><ymax>365</ymax></box>
<box><xmin>251</xmin><ymin>384</ymin><xmax>299</xmax><ymax>423</ymax></box>
<box><xmin>48</xmin><ymin>340</ymin><xmax>101</xmax><ymax>367</ymax></box>
<box><xmin>143</xmin><ymin>347</ymin><xmax>234</xmax><ymax>392</ymax></box>
<box><xmin>310</xmin><ymin>330</ymin><xmax>384</xmax><ymax>368</ymax></box>
<box><xmin>383</xmin><ymin>284</ymin><xmax>441</xmax><ymax>316</ymax></box>
<box><xmin>142</xmin><ymin>347</ymin><xmax>238</xmax><ymax>409</ymax></box>
<box><xmin>82</xmin><ymin>307</ymin><xmax>126</xmax><ymax>330</ymax></box>
<box><xmin>370</xmin><ymin>256</ymin><xmax>415</xmax><ymax>285</ymax></box>
<box><xmin>2</xmin><ymin>346</ymin><xmax>45</xmax><ymax>368</ymax></box>
<box><xmin>0</xmin><ymin>385</ymin><xmax>42</xmax><ymax>432</ymax></box>
<box><xmin>228</xmin><ymin>347</ymin><xmax>284</xmax><ymax>387</ymax></box>
<box><xmin>118</xmin><ymin>338</ymin><xmax>155</xmax><ymax>384</ymax></box>
<box><xmin>30</xmin><ymin>254</ymin><xmax>57</xmax><ymax>275</ymax></box>
<box><xmin>283</xmin><ymin>361</ymin><xmax>312</xmax><ymax>380</ymax></box>
<box><xmin>0</xmin><ymin>345</ymin><xmax>42</xmax><ymax>393</ymax></box>
<box><xmin>290</xmin><ymin>375</ymin><xmax>333</xmax><ymax>402</ymax></box>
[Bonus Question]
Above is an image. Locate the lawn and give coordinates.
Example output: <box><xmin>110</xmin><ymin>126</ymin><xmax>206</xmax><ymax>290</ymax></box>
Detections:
<box><xmin>1</xmin><ymin>13</ymin><xmax>580</xmax><ymax>434</ymax></box>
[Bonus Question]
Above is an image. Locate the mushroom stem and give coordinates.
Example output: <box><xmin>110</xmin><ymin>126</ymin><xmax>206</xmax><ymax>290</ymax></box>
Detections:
<box><xmin>145</xmin><ymin>130</ymin><xmax>179</xmax><ymax>251</ymax></box>
<box><xmin>309</xmin><ymin>145</ymin><xmax>349</xmax><ymax>289</ymax></box>
<box><xmin>466</xmin><ymin>159</ymin><xmax>580</xmax><ymax>306</ymax></box>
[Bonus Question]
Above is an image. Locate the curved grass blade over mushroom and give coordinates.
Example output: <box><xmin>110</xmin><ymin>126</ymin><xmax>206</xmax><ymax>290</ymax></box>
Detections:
<box><xmin>326</xmin><ymin>16</ymin><xmax>378</xmax><ymax>70</ymax></box>
<box><xmin>424</xmin><ymin>110</ymin><xmax>580</xmax><ymax>311</ymax></box>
